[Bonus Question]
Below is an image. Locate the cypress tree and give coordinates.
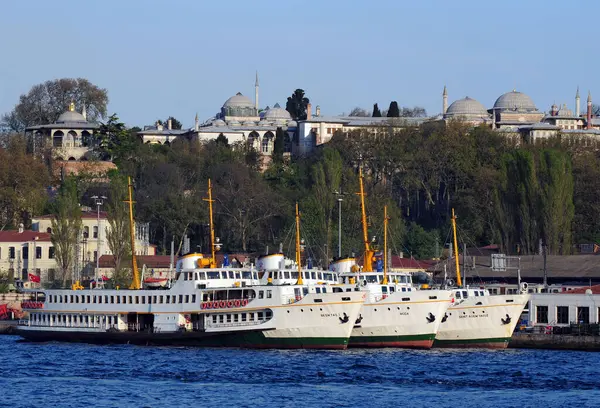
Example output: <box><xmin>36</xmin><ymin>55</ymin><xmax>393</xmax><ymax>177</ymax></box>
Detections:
<box><xmin>372</xmin><ymin>103</ymin><xmax>382</xmax><ymax>117</ymax></box>
<box><xmin>387</xmin><ymin>101</ymin><xmax>400</xmax><ymax>117</ymax></box>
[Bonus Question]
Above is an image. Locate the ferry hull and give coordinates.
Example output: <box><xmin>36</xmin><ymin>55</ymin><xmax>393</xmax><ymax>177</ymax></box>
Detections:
<box><xmin>348</xmin><ymin>290</ymin><xmax>452</xmax><ymax>349</ymax></box>
<box><xmin>434</xmin><ymin>294</ymin><xmax>529</xmax><ymax>349</ymax></box>
<box><xmin>16</xmin><ymin>327</ymin><xmax>350</xmax><ymax>349</ymax></box>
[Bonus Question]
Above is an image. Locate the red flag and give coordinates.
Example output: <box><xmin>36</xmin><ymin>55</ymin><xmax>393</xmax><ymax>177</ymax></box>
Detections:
<box><xmin>0</xmin><ymin>304</ymin><xmax>7</xmax><ymax>316</ymax></box>
<box><xmin>28</xmin><ymin>273</ymin><xmax>40</xmax><ymax>283</ymax></box>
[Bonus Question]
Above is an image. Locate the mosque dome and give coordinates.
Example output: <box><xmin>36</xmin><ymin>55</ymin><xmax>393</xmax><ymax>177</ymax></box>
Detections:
<box><xmin>493</xmin><ymin>90</ymin><xmax>537</xmax><ymax>112</ymax></box>
<box><xmin>223</xmin><ymin>92</ymin><xmax>254</xmax><ymax>109</ymax></box>
<box><xmin>287</xmin><ymin>120</ymin><xmax>297</xmax><ymax>128</ymax></box>
<box><xmin>557</xmin><ymin>104</ymin><xmax>573</xmax><ymax>117</ymax></box>
<box><xmin>264</xmin><ymin>103</ymin><xmax>291</xmax><ymax>120</ymax></box>
<box><xmin>228</xmin><ymin>120</ymin><xmax>241</xmax><ymax>126</ymax></box>
<box><xmin>243</xmin><ymin>120</ymin><xmax>256</xmax><ymax>126</ymax></box>
<box><xmin>445</xmin><ymin>97</ymin><xmax>488</xmax><ymax>118</ymax></box>
<box><xmin>213</xmin><ymin>119</ymin><xmax>226</xmax><ymax>127</ymax></box>
<box><xmin>56</xmin><ymin>110</ymin><xmax>87</xmax><ymax>124</ymax></box>
<box><xmin>258</xmin><ymin>119</ymin><xmax>272</xmax><ymax>126</ymax></box>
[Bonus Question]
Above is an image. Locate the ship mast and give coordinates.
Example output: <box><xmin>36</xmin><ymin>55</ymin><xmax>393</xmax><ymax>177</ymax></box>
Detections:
<box><xmin>383</xmin><ymin>205</ymin><xmax>389</xmax><ymax>285</ymax></box>
<box><xmin>357</xmin><ymin>167</ymin><xmax>374</xmax><ymax>272</ymax></box>
<box><xmin>126</xmin><ymin>176</ymin><xmax>140</xmax><ymax>289</ymax></box>
<box><xmin>451</xmin><ymin>208</ymin><xmax>462</xmax><ymax>287</ymax></box>
<box><xmin>295</xmin><ymin>202</ymin><xmax>303</xmax><ymax>285</ymax></box>
<box><xmin>203</xmin><ymin>179</ymin><xmax>217</xmax><ymax>268</ymax></box>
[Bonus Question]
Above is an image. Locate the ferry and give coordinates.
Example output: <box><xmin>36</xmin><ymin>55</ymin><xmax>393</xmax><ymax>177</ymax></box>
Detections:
<box><xmin>433</xmin><ymin>210</ymin><xmax>529</xmax><ymax>348</ymax></box>
<box><xmin>16</xmin><ymin>180</ymin><xmax>366</xmax><ymax>350</ymax></box>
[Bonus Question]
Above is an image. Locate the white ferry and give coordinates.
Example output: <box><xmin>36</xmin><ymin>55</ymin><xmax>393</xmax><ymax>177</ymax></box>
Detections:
<box><xmin>16</xmin><ymin>179</ymin><xmax>366</xmax><ymax>349</ymax></box>
<box><xmin>433</xmin><ymin>210</ymin><xmax>529</xmax><ymax>348</ymax></box>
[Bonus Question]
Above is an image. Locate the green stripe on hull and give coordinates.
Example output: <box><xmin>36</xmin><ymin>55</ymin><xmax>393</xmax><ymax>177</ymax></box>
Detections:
<box><xmin>434</xmin><ymin>337</ymin><xmax>509</xmax><ymax>347</ymax></box>
<box><xmin>349</xmin><ymin>333</ymin><xmax>435</xmax><ymax>345</ymax></box>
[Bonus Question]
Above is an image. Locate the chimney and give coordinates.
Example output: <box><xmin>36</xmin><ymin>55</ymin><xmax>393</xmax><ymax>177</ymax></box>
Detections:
<box><xmin>316</xmin><ymin>105</ymin><xmax>321</xmax><ymax>117</ymax></box>
<box><xmin>167</xmin><ymin>119</ymin><xmax>172</xmax><ymax>130</ymax></box>
<box><xmin>156</xmin><ymin>121</ymin><xmax>164</xmax><ymax>131</ymax></box>
<box><xmin>306</xmin><ymin>103</ymin><xmax>312</xmax><ymax>120</ymax></box>
<box><xmin>18</xmin><ymin>223</ymin><xmax>24</xmax><ymax>233</ymax></box>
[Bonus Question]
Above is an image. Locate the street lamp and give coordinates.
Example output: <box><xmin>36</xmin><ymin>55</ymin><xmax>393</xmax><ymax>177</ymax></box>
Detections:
<box><xmin>91</xmin><ymin>195</ymin><xmax>107</xmax><ymax>288</ymax></box>
<box><xmin>333</xmin><ymin>190</ymin><xmax>347</xmax><ymax>258</ymax></box>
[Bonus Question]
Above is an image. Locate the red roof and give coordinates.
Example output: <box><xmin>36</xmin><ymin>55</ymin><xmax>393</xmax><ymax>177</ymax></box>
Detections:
<box><xmin>35</xmin><ymin>211</ymin><xmax>108</xmax><ymax>220</ymax></box>
<box><xmin>99</xmin><ymin>255</ymin><xmax>172</xmax><ymax>268</ymax></box>
<box><xmin>0</xmin><ymin>230</ymin><xmax>51</xmax><ymax>243</ymax></box>
<box><xmin>562</xmin><ymin>285</ymin><xmax>600</xmax><ymax>295</ymax></box>
<box><xmin>390</xmin><ymin>256</ymin><xmax>432</xmax><ymax>270</ymax></box>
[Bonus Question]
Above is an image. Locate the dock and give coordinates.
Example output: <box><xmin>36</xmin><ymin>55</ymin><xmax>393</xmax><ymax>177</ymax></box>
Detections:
<box><xmin>0</xmin><ymin>321</ymin><xmax>18</xmax><ymax>335</ymax></box>
<box><xmin>510</xmin><ymin>332</ymin><xmax>600</xmax><ymax>351</ymax></box>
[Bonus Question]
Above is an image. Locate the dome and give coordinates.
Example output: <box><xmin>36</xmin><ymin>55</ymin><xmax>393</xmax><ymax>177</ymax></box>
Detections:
<box><xmin>222</xmin><ymin>92</ymin><xmax>254</xmax><ymax>109</ymax></box>
<box><xmin>493</xmin><ymin>90</ymin><xmax>537</xmax><ymax>112</ymax></box>
<box><xmin>445</xmin><ymin>97</ymin><xmax>488</xmax><ymax>117</ymax></box>
<box><xmin>242</xmin><ymin>121</ymin><xmax>256</xmax><ymax>126</ymax></box>
<box><xmin>258</xmin><ymin>119</ymin><xmax>271</xmax><ymax>126</ymax></box>
<box><xmin>287</xmin><ymin>120</ymin><xmax>297</xmax><ymax>128</ymax></box>
<box><xmin>56</xmin><ymin>110</ymin><xmax>87</xmax><ymax>123</ymax></box>
<box><xmin>228</xmin><ymin>120</ymin><xmax>240</xmax><ymax>126</ymax></box>
<box><xmin>213</xmin><ymin>119</ymin><xmax>226</xmax><ymax>127</ymax></box>
<box><xmin>264</xmin><ymin>103</ymin><xmax>291</xmax><ymax>120</ymax></box>
<box><xmin>557</xmin><ymin>104</ymin><xmax>573</xmax><ymax>117</ymax></box>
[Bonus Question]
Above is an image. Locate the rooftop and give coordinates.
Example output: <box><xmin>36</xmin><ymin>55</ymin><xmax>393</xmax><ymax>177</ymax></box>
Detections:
<box><xmin>0</xmin><ymin>230</ymin><xmax>51</xmax><ymax>243</ymax></box>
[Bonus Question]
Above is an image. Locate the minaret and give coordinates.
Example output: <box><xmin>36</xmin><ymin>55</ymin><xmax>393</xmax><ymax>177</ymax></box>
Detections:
<box><xmin>194</xmin><ymin>113</ymin><xmax>199</xmax><ymax>131</ymax></box>
<box><xmin>576</xmin><ymin>86</ymin><xmax>580</xmax><ymax>117</ymax></box>
<box><xmin>442</xmin><ymin>85</ymin><xmax>448</xmax><ymax>115</ymax></box>
<box><xmin>82</xmin><ymin>104</ymin><xmax>87</xmax><ymax>120</ymax></box>
<box><xmin>255</xmin><ymin>71</ymin><xmax>259</xmax><ymax>112</ymax></box>
<box><xmin>587</xmin><ymin>91</ymin><xmax>592</xmax><ymax>129</ymax></box>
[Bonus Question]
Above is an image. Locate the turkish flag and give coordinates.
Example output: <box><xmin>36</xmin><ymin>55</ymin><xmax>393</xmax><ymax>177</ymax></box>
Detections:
<box><xmin>28</xmin><ymin>273</ymin><xmax>40</xmax><ymax>283</ymax></box>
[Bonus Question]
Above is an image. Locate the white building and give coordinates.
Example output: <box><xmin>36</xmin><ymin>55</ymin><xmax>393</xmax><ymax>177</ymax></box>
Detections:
<box><xmin>0</xmin><ymin>227</ymin><xmax>55</xmax><ymax>281</ymax></box>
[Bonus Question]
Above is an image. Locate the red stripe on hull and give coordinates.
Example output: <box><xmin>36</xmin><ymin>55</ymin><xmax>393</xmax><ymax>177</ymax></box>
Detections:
<box><xmin>349</xmin><ymin>339</ymin><xmax>433</xmax><ymax>349</ymax></box>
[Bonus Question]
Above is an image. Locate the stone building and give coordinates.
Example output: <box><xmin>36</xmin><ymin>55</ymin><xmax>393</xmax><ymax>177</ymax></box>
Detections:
<box><xmin>25</xmin><ymin>102</ymin><xmax>99</xmax><ymax>161</ymax></box>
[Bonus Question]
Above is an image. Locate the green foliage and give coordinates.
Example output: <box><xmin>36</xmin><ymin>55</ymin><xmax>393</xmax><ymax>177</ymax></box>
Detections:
<box><xmin>51</xmin><ymin>177</ymin><xmax>83</xmax><ymax>287</ymax></box>
<box><xmin>272</xmin><ymin>127</ymin><xmax>286</xmax><ymax>163</ymax></box>
<box><xmin>158</xmin><ymin>116</ymin><xmax>183</xmax><ymax>130</ymax></box>
<box><xmin>285</xmin><ymin>89</ymin><xmax>310</xmax><ymax>120</ymax></box>
<box><xmin>215</xmin><ymin>134</ymin><xmax>229</xmax><ymax>147</ymax></box>
<box><xmin>372</xmin><ymin>103</ymin><xmax>381</xmax><ymax>117</ymax></box>
<box><xmin>404</xmin><ymin>222</ymin><xmax>439</xmax><ymax>259</ymax></box>
<box><xmin>105</xmin><ymin>173</ymin><xmax>131</xmax><ymax>273</ymax></box>
<box><xmin>95</xmin><ymin>114</ymin><xmax>140</xmax><ymax>163</ymax></box>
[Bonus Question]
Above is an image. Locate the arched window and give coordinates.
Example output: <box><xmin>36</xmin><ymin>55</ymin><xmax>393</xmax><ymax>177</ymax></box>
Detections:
<box><xmin>262</xmin><ymin>131</ymin><xmax>274</xmax><ymax>153</ymax></box>
<box><xmin>93</xmin><ymin>226</ymin><xmax>98</xmax><ymax>239</ymax></box>
<box><xmin>248</xmin><ymin>131</ymin><xmax>259</xmax><ymax>149</ymax></box>
<box><xmin>83</xmin><ymin>226</ymin><xmax>89</xmax><ymax>239</ymax></box>
<box><xmin>68</xmin><ymin>130</ymin><xmax>78</xmax><ymax>147</ymax></box>
<box><xmin>46</xmin><ymin>227</ymin><xmax>52</xmax><ymax>234</ymax></box>
<box><xmin>53</xmin><ymin>131</ymin><xmax>64</xmax><ymax>147</ymax></box>
<box><xmin>81</xmin><ymin>130</ymin><xmax>91</xmax><ymax>147</ymax></box>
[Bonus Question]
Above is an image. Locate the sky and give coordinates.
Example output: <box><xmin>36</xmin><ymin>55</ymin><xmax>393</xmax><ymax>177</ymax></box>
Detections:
<box><xmin>0</xmin><ymin>0</ymin><xmax>598</xmax><ymax>128</ymax></box>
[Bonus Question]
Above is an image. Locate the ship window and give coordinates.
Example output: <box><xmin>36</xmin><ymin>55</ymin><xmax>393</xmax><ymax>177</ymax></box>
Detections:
<box><xmin>474</xmin><ymin>291</ymin><xmax>479</xmax><ymax>297</ymax></box>
<box><xmin>185</xmin><ymin>295</ymin><xmax>190</xmax><ymax>303</ymax></box>
<box><xmin>346</xmin><ymin>288</ymin><xmax>352</xmax><ymax>292</ymax></box>
<box><xmin>577</xmin><ymin>306</ymin><xmax>590</xmax><ymax>324</ymax></box>
<box><xmin>92</xmin><ymin>296</ymin><xmax>96</xmax><ymax>304</ymax></box>
<box><xmin>429</xmin><ymin>296</ymin><xmax>437</xmax><ymax>300</ymax></box>
<box><xmin>259</xmin><ymin>291</ymin><xmax>264</xmax><ymax>299</ymax></box>
<box><xmin>302</xmin><ymin>272</ymin><xmax>308</xmax><ymax>279</ymax></box>
<box><xmin>97</xmin><ymin>296</ymin><xmax>102</xmax><ymax>304</ymax></box>
<box><xmin>226</xmin><ymin>314</ymin><xmax>232</xmax><ymax>323</ymax></box>
<box><xmin>253</xmin><ymin>272</ymin><xmax>259</xmax><ymax>280</ymax></box>
<box><xmin>242</xmin><ymin>271</ymin><xmax>251</xmax><ymax>279</ymax></box>
<box><xmin>110</xmin><ymin>296</ymin><xmax>114</xmax><ymax>303</ymax></box>
<box><xmin>234</xmin><ymin>314</ymin><xmax>239</xmax><ymax>322</ymax></box>
<box><xmin>455</xmin><ymin>291</ymin><xmax>461</xmax><ymax>299</ymax></box>
<box><xmin>235</xmin><ymin>271</ymin><xmax>241</xmax><ymax>279</ymax></box>
<box><xmin>179</xmin><ymin>295</ymin><xmax>183</xmax><ymax>303</ymax></box>
<box><xmin>241</xmin><ymin>313</ymin><xmax>247</xmax><ymax>322</ymax></box>
<box><xmin>135</xmin><ymin>296</ymin><xmax>139</xmax><ymax>304</ymax></box>
<box><xmin>314</xmin><ymin>299</ymin><xmax>323</xmax><ymax>303</ymax></box>
<box><xmin>212</xmin><ymin>315</ymin><xmax>217</xmax><ymax>324</ymax></box>
<box><xmin>258</xmin><ymin>312</ymin><xmax>264</xmax><ymax>320</ymax></box>
<box><xmin>402</xmin><ymin>288</ymin><xmax>406</xmax><ymax>292</ymax></box>
<box><xmin>154</xmin><ymin>296</ymin><xmax>158</xmax><ymax>304</ymax></box>
<box><xmin>283</xmin><ymin>271</ymin><xmax>290</xmax><ymax>279</ymax></box>
<box><xmin>141</xmin><ymin>297</ymin><xmax>146</xmax><ymax>304</ymax></box>
<box><xmin>318</xmin><ymin>272</ymin><xmax>323</xmax><ymax>280</ymax></box>
<box><xmin>536</xmin><ymin>305</ymin><xmax>549</xmax><ymax>324</ymax></box>
<box><xmin>208</xmin><ymin>272</ymin><xmax>219</xmax><ymax>279</ymax></box>
<box><xmin>199</xmin><ymin>272</ymin><xmax>206</xmax><ymax>280</ymax></box>
<box><xmin>220</xmin><ymin>272</ymin><xmax>227</xmax><ymax>279</ymax></box>
<box><xmin>172</xmin><ymin>295</ymin><xmax>176</xmax><ymax>303</ymax></box>
<box><xmin>462</xmin><ymin>291</ymin><xmax>468</xmax><ymax>298</ymax></box>
<box><xmin>266</xmin><ymin>290</ymin><xmax>272</xmax><ymax>299</ymax></box>
<box><xmin>322</xmin><ymin>288</ymin><xmax>327</xmax><ymax>293</ymax></box>
<box><xmin>104</xmin><ymin>295</ymin><xmax>109</xmax><ymax>303</ymax></box>
<box><xmin>291</xmin><ymin>272</ymin><xmax>299</xmax><ymax>279</ymax></box>
<box><xmin>390</xmin><ymin>287</ymin><xmax>395</xmax><ymax>293</ymax></box>
<box><xmin>129</xmin><ymin>296</ymin><xmax>133</xmax><ymax>304</ymax></box>
<box><xmin>159</xmin><ymin>296</ymin><xmax>164</xmax><ymax>304</ymax></box>
<box><xmin>316</xmin><ymin>287</ymin><xmax>321</xmax><ymax>293</ymax></box>
<box><xmin>191</xmin><ymin>294</ymin><xmax>196</xmax><ymax>303</ymax></box>
<box><xmin>382</xmin><ymin>287</ymin><xmax>388</xmax><ymax>293</ymax></box>
<box><xmin>219</xmin><ymin>315</ymin><xmax>224</xmax><ymax>323</ymax></box>
<box><xmin>557</xmin><ymin>306</ymin><xmax>569</xmax><ymax>324</ymax></box>
<box><xmin>249</xmin><ymin>313</ymin><xmax>254</xmax><ymax>321</ymax></box>
<box><xmin>228</xmin><ymin>271</ymin><xmax>235</xmax><ymax>279</ymax></box>
<box><xmin>107</xmin><ymin>316</ymin><xmax>112</xmax><ymax>325</ymax></box>
<box><xmin>166</xmin><ymin>296</ymin><xmax>170</xmax><ymax>304</ymax></box>
<box><xmin>266</xmin><ymin>310</ymin><xmax>272</xmax><ymax>319</ymax></box>
<box><xmin>402</xmin><ymin>297</ymin><xmax>410</xmax><ymax>301</ymax></box>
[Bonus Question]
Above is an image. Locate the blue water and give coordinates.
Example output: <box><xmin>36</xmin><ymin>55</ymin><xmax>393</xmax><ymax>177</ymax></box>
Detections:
<box><xmin>0</xmin><ymin>336</ymin><xmax>598</xmax><ymax>408</ymax></box>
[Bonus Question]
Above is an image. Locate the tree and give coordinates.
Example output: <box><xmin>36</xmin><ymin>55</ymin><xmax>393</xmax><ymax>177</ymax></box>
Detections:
<box><xmin>387</xmin><ymin>101</ymin><xmax>400</xmax><ymax>117</ymax></box>
<box><xmin>0</xmin><ymin>135</ymin><xmax>50</xmax><ymax>230</ymax></box>
<box><xmin>372</xmin><ymin>103</ymin><xmax>382</xmax><ymax>117</ymax></box>
<box><xmin>215</xmin><ymin>134</ymin><xmax>229</xmax><ymax>147</ymax></box>
<box><xmin>349</xmin><ymin>107</ymin><xmax>370</xmax><ymax>117</ymax></box>
<box><xmin>399</xmin><ymin>106</ymin><xmax>427</xmax><ymax>117</ymax></box>
<box><xmin>158</xmin><ymin>116</ymin><xmax>183</xmax><ymax>130</ymax></box>
<box><xmin>286</xmin><ymin>89</ymin><xmax>310</xmax><ymax>120</ymax></box>
<box><xmin>404</xmin><ymin>222</ymin><xmax>438</xmax><ymax>259</ymax></box>
<box><xmin>105</xmin><ymin>173</ymin><xmax>131</xmax><ymax>276</ymax></box>
<box><xmin>1</xmin><ymin>78</ymin><xmax>108</xmax><ymax>132</ymax></box>
<box><xmin>50</xmin><ymin>178</ymin><xmax>82</xmax><ymax>287</ymax></box>
<box><xmin>95</xmin><ymin>114</ymin><xmax>139</xmax><ymax>163</ymax></box>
